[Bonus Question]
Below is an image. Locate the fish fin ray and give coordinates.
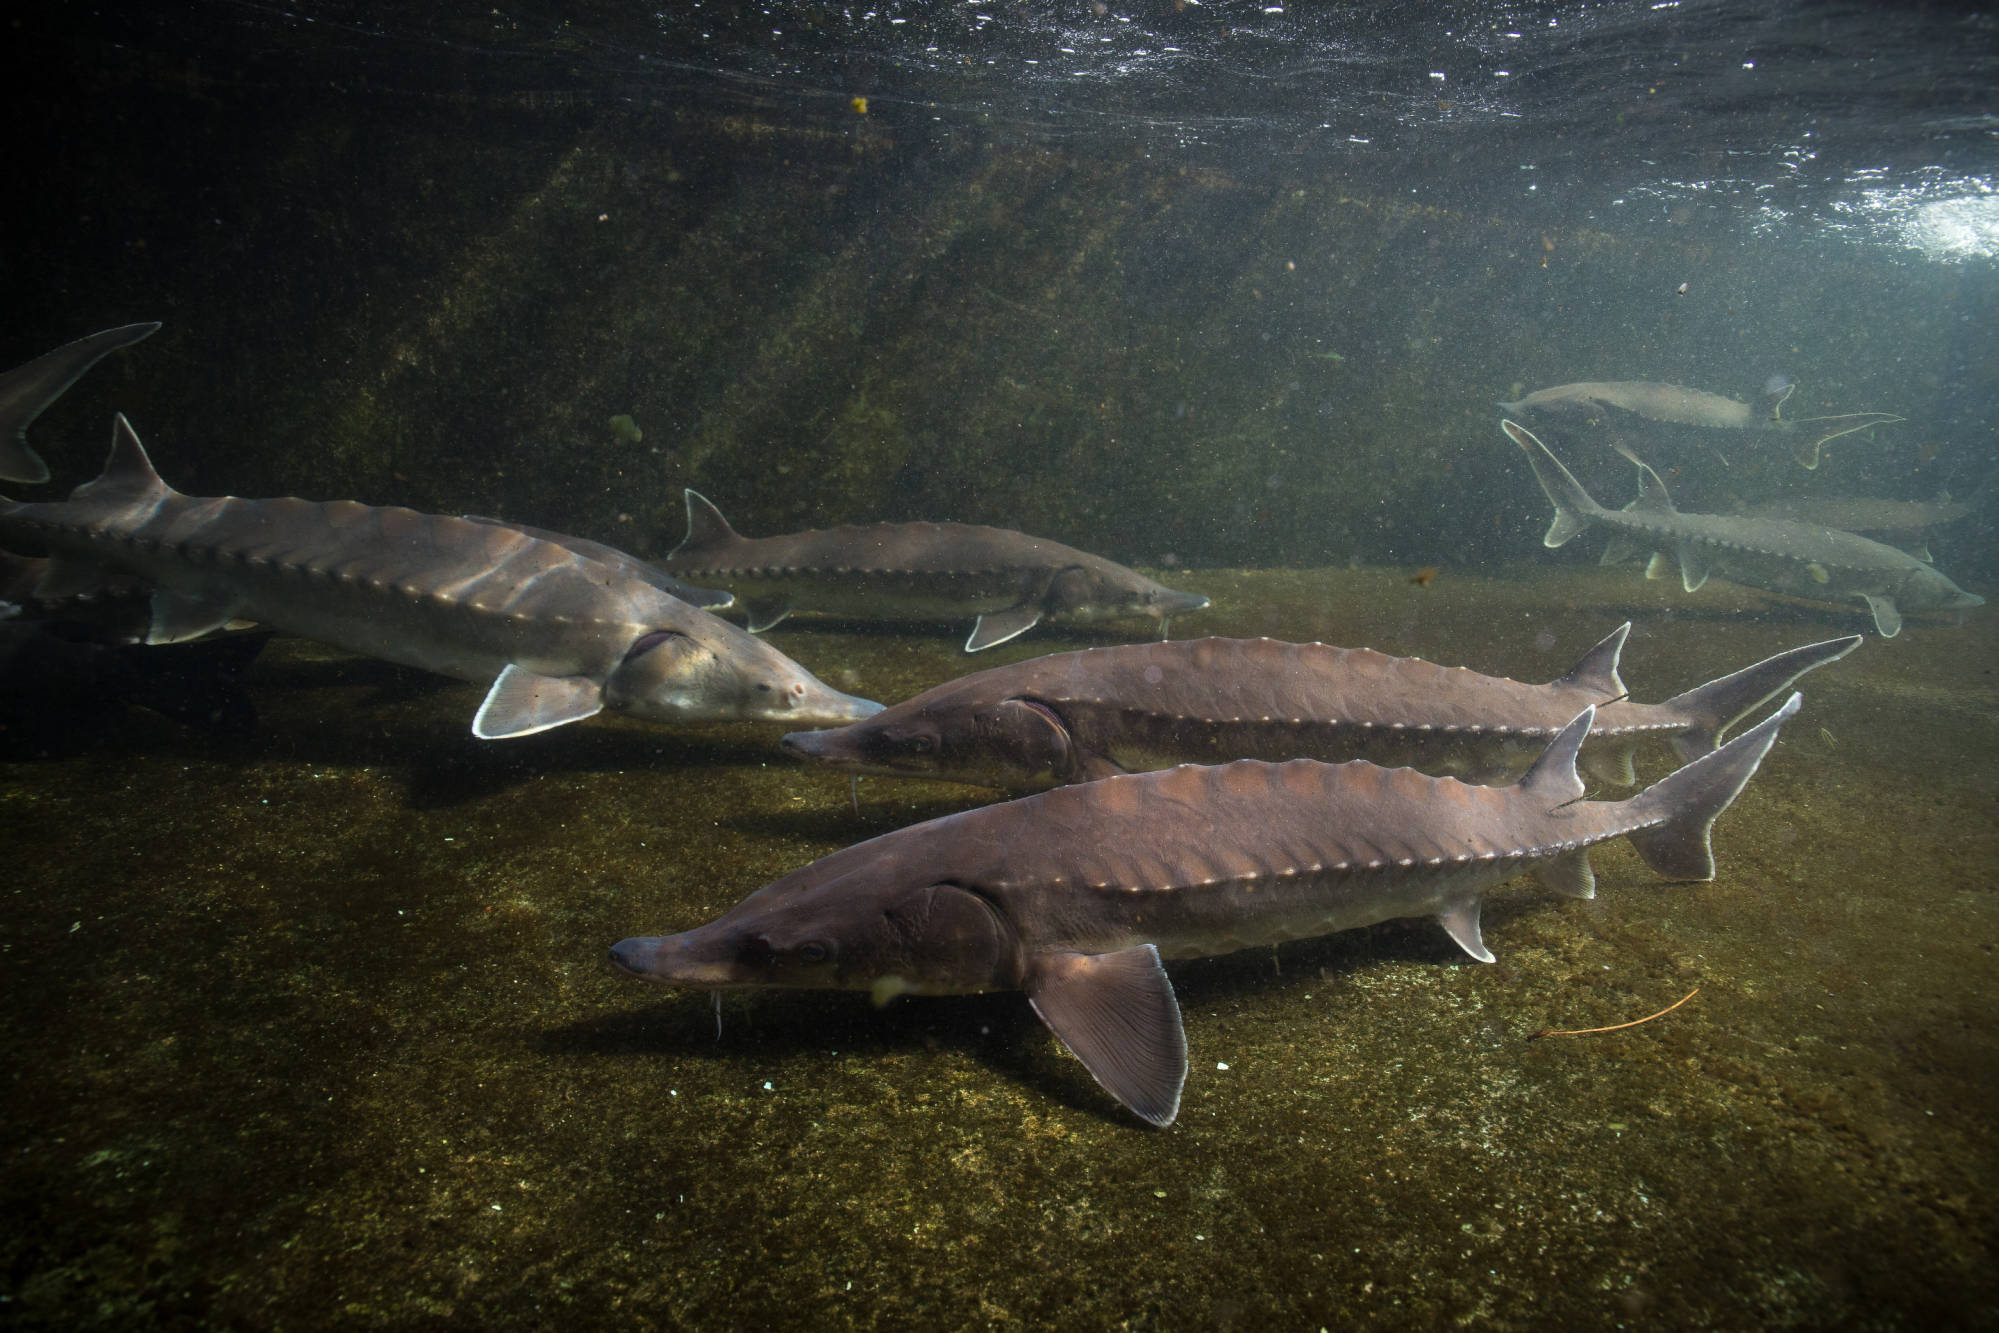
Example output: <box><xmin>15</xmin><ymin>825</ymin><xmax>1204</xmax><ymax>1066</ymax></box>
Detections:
<box><xmin>1501</xmin><ymin>420</ymin><xmax>1600</xmax><ymax>548</ymax></box>
<box><xmin>1677</xmin><ymin>546</ymin><xmax>1709</xmax><ymax>592</ymax></box>
<box><xmin>1438</xmin><ymin>900</ymin><xmax>1496</xmax><ymax>962</ymax></box>
<box><xmin>1860</xmin><ymin>594</ymin><xmax>1901</xmax><ymax>637</ymax></box>
<box><xmin>742</xmin><ymin>596</ymin><xmax>792</xmax><ymax>633</ymax></box>
<box><xmin>1027</xmin><ymin>945</ymin><xmax>1186</xmax><ymax>1128</ymax></box>
<box><xmin>1517</xmin><ymin>705</ymin><xmax>1592</xmax><ymax>806</ymax></box>
<box><xmin>1661</xmin><ymin>636</ymin><xmax>1861</xmax><ymax>762</ymax></box>
<box><xmin>73</xmin><ymin>414</ymin><xmax>173</xmax><ymax>508</ymax></box>
<box><xmin>1628</xmin><ymin>694</ymin><xmax>1802</xmax><ymax>881</ymax></box>
<box><xmin>671</xmin><ymin>489</ymin><xmax>740</xmax><ymax>558</ymax></box>
<box><xmin>1534</xmin><ymin>849</ymin><xmax>1596</xmax><ymax>900</ymax></box>
<box><xmin>966</xmin><ymin>605</ymin><xmax>1042</xmax><ymax>652</ymax></box>
<box><xmin>1550</xmin><ymin>622</ymin><xmax>1629</xmax><ymax>698</ymax></box>
<box><xmin>472</xmin><ymin>664</ymin><xmax>603</xmax><ymax>739</ymax></box>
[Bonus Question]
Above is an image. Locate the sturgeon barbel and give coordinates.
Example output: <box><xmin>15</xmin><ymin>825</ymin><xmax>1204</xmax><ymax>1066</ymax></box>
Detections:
<box><xmin>613</xmin><ymin>694</ymin><xmax>1802</xmax><ymax>1126</ymax></box>
<box><xmin>0</xmin><ymin>416</ymin><xmax>882</xmax><ymax>737</ymax></box>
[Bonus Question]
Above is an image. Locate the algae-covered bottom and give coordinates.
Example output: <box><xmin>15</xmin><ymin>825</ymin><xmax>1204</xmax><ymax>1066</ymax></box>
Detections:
<box><xmin>2</xmin><ymin>566</ymin><xmax>1993</xmax><ymax>1329</ymax></box>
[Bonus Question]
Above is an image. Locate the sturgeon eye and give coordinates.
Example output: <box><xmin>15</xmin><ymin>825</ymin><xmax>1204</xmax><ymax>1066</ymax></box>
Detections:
<box><xmin>797</xmin><ymin>941</ymin><xmax>830</xmax><ymax>963</ymax></box>
<box><xmin>907</xmin><ymin>735</ymin><xmax>935</xmax><ymax>755</ymax></box>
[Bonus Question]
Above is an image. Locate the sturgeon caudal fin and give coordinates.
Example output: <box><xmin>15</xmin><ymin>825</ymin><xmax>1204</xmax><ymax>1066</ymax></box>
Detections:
<box><xmin>1626</xmin><ymin>693</ymin><xmax>1802</xmax><ymax>881</ymax></box>
<box><xmin>670</xmin><ymin>489</ymin><xmax>743</xmax><ymax>559</ymax></box>
<box><xmin>0</xmin><ymin>322</ymin><xmax>161</xmax><ymax>485</ymax></box>
<box><xmin>1549</xmin><ymin>622</ymin><xmax>1630</xmax><ymax>698</ymax></box>
<box><xmin>1501</xmin><ymin>420</ymin><xmax>1603</xmax><ymax>548</ymax></box>
<box><xmin>1027</xmin><ymin>945</ymin><xmax>1187</xmax><ymax>1127</ymax></box>
<box><xmin>1663</xmin><ymin>637</ymin><xmax>1861</xmax><ymax>763</ymax></box>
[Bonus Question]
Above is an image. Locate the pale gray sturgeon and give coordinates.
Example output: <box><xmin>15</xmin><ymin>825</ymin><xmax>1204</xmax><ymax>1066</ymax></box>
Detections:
<box><xmin>613</xmin><ymin>694</ymin><xmax>1803</xmax><ymax>1126</ymax></box>
<box><xmin>653</xmin><ymin>490</ymin><xmax>1210</xmax><ymax>652</ymax></box>
<box><xmin>1738</xmin><ymin>488</ymin><xmax>1987</xmax><ymax>563</ymax></box>
<box><xmin>0</xmin><ymin>416</ymin><xmax>883</xmax><ymax>736</ymax></box>
<box><xmin>1504</xmin><ymin>420</ymin><xmax>1982</xmax><ymax>637</ymax></box>
<box><xmin>0</xmin><ymin>323</ymin><xmax>160</xmax><ymax>484</ymax></box>
<box><xmin>1497</xmin><ymin>379</ymin><xmax>1902</xmax><ymax>469</ymax></box>
<box><xmin>780</xmin><ymin>628</ymin><xmax>1857</xmax><ymax>789</ymax></box>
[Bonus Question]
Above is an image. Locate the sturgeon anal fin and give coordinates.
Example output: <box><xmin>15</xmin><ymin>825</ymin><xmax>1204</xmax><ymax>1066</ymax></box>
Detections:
<box><xmin>1551</xmin><ymin>622</ymin><xmax>1629</xmax><ymax>698</ymax></box>
<box><xmin>472</xmin><ymin>664</ymin><xmax>604</xmax><ymax>739</ymax></box>
<box><xmin>145</xmin><ymin>589</ymin><xmax>238</xmax><ymax>644</ymax></box>
<box><xmin>1026</xmin><ymin>945</ymin><xmax>1186</xmax><ymax>1127</ymax></box>
<box><xmin>1438</xmin><ymin>900</ymin><xmax>1496</xmax><ymax>963</ymax></box>
<box><xmin>1677</xmin><ymin>546</ymin><xmax>1710</xmax><ymax>592</ymax></box>
<box><xmin>1861</xmin><ymin>594</ymin><xmax>1902</xmax><ymax>638</ymax></box>
<box><xmin>1581</xmin><ymin>740</ymin><xmax>1639</xmax><ymax>787</ymax></box>
<box><xmin>1533</xmin><ymin>848</ymin><xmax>1596</xmax><ymax>900</ymax></box>
<box><xmin>966</xmin><ymin>605</ymin><xmax>1042</xmax><ymax>653</ymax></box>
<box><xmin>741</xmin><ymin>596</ymin><xmax>791</xmax><ymax>632</ymax></box>
<box><xmin>1599</xmin><ymin>534</ymin><xmax>1640</xmax><ymax>566</ymax></box>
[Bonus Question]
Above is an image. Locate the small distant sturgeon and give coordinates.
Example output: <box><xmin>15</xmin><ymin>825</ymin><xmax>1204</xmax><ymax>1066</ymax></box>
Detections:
<box><xmin>0</xmin><ymin>416</ymin><xmax>882</xmax><ymax>736</ymax></box>
<box><xmin>781</xmin><ymin>628</ymin><xmax>1858</xmax><ymax>789</ymax></box>
<box><xmin>1505</xmin><ymin>420</ymin><xmax>1983</xmax><ymax>637</ymax></box>
<box><xmin>613</xmin><ymin>694</ymin><xmax>1803</xmax><ymax>1126</ymax></box>
<box><xmin>0</xmin><ymin>323</ymin><xmax>160</xmax><ymax>484</ymax></box>
<box><xmin>1497</xmin><ymin>378</ymin><xmax>1902</xmax><ymax>469</ymax></box>
<box><xmin>1740</xmin><ymin>489</ymin><xmax>1987</xmax><ymax>563</ymax></box>
<box><xmin>653</xmin><ymin>490</ymin><xmax>1210</xmax><ymax>651</ymax></box>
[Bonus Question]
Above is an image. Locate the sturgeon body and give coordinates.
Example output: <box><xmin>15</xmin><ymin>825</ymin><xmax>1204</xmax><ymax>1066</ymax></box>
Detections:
<box><xmin>782</xmin><ymin>628</ymin><xmax>1857</xmax><ymax>789</ymax></box>
<box><xmin>654</xmin><ymin>490</ymin><xmax>1210</xmax><ymax>651</ymax></box>
<box><xmin>0</xmin><ymin>323</ymin><xmax>160</xmax><ymax>484</ymax></box>
<box><xmin>1497</xmin><ymin>379</ymin><xmax>1901</xmax><ymax>469</ymax></box>
<box><xmin>1505</xmin><ymin>420</ymin><xmax>1982</xmax><ymax>637</ymax></box>
<box><xmin>612</xmin><ymin>694</ymin><xmax>1803</xmax><ymax>1126</ymax></box>
<box><xmin>0</xmin><ymin>416</ymin><xmax>882</xmax><ymax>736</ymax></box>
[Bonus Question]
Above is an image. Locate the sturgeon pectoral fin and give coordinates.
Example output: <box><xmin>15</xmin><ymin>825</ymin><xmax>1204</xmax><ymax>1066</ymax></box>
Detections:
<box><xmin>742</xmin><ymin>596</ymin><xmax>791</xmax><ymax>633</ymax></box>
<box><xmin>965</xmin><ymin>605</ymin><xmax>1043</xmax><ymax>652</ymax></box>
<box><xmin>1533</xmin><ymin>849</ymin><xmax>1596</xmax><ymax>900</ymax></box>
<box><xmin>1677</xmin><ymin>547</ymin><xmax>1710</xmax><ymax>592</ymax></box>
<box><xmin>1026</xmin><ymin>945</ymin><xmax>1186</xmax><ymax>1127</ymax></box>
<box><xmin>1860</xmin><ymin>594</ymin><xmax>1902</xmax><ymax>638</ymax></box>
<box><xmin>472</xmin><ymin>664</ymin><xmax>605</xmax><ymax>739</ymax></box>
<box><xmin>1438</xmin><ymin>900</ymin><xmax>1496</xmax><ymax>963</ymax></box>
<box><xmin>145</xmin><ymin>589</ymin><xmax>238</xmax><ymax>644</ymax></box>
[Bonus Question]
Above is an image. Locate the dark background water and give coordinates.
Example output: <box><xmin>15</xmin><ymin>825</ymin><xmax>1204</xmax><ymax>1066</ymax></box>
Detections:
<box><xmin>3</xmin><ymin>1</ymin><xmax>1994</xmax><ymax>583</ymax></box>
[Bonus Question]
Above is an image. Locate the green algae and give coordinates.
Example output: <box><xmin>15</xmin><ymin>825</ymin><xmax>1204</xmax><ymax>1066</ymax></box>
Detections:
<box><xmin>2</xmin><ymin>567</ymin><xmax>1993</xmax><ymax>1328</ymax></box>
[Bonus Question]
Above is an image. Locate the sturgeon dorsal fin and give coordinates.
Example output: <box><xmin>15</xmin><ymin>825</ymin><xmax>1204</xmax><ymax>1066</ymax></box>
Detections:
<box><xmin>1438</xmin><ymin>899</ymin><xmax>1495</xmax><ymax>962</ymax></box>
<box><xmin>1026</xmin><ymin>945</ymin><xmax>1186</xmax><ymax>1128</ymax></box>
<box><xmin>1550</xmin><ymin>622</ymin><xmax>1629</xmax><ymax>698</ymax></box>
<box><xmin>1518</xmin><ymin>704</ymin><xmax>1592</xmax><ymax>805</ymax></box>
<box><xmin>73</xmin><ymin>413</ymin><xmax>172</xmax><ymax>506</ymax></box>
<box><xmin>672</xmin><ymin>489</ymin><xmax>741</xmax><ymax>559</ymax></box>
<box><xmin>472</xmin><ymin>664</ymin><xmax>604</xmax><ymax>739</ymax></box>
<box><xmin>1630</xmin><ymin>461</ymin><xmax>1676</xmax><ymax>514</ymax></box>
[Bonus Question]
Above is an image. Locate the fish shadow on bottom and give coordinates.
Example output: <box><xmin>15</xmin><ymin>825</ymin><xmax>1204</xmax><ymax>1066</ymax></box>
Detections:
<box><xmin>546</xmin><ymin>904</ymin><xmax>1559</xmax><ymax>1125</ymax></box>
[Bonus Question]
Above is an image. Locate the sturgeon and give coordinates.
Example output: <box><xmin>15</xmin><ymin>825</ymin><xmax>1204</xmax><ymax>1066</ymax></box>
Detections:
<box><xmin>1496</xmin><ymin>379</ymin><xmax>1902</xmax><ymax>469</ymax></box>
<box><xmin>612</xmin><ymin>695</ymin><xmax>1803</xmax><ymax>1126</ymax></box>
<box><xmin>1505</xmin><ymin>420</ymin><xmax>1982</xmax><ymax>637</ymax></box>
<box><xmin>654</xmin><ymin>490</ymin><xmax>1210</xmax><ymax>651</ymax></box>
<box><xmin>0</xmin><ymin>323</ymin><xmax>160</xmax><ymax>484</ymax></box>
<box><xmin>780</xmin><ymin>628</ymin><xmax>1858</xmax><ymax>789</ymax></box>
<box><xmin>1739</xmin><ymin>489</ymin><xmax>1986</xmax><ymax>562</ymax></box>
<box><xmin>0</xmin><ymin>416</ymin><xmax>882</xmax><ymax>737</ymax></box>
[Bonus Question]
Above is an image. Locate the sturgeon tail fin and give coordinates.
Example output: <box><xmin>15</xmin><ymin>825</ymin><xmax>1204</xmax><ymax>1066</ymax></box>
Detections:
<box><xmin>1625</xmin><ymin>693</ymin><xmax>1801</xmax><ymax>881</ymax></box>
<box><xmin>0</xmin><ymin>322</ymin><xmax>161</xmax><ymax>485</ymax></box>
<box><xmin>1501</xmin><ymin>419</ymin><xmax>1603</xmax><ymax>548</ymax></box>
<box><xmin>1663</xmin><ymin>637</ymin><xmax>1860</xmax><ymax>764</ymax></box>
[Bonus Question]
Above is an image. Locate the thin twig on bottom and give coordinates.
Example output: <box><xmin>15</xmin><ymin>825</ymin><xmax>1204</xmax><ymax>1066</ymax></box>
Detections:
<box><xmin>1529</xmin><ymin>986</ymin><xmax>1700</xmax><ymax>1040</ymax></box>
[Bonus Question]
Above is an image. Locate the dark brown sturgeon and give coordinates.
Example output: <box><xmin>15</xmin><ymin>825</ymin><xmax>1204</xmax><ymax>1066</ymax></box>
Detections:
<box><xmin>653</xmin><ymin>490</ymin><xmax>1209</xmax><ymax>651</ymax></box>
<box><xmin>0</xmin><ymin>416</ymin><xmax>882</xmax><ymax>736</ymax></box>
<box><xmin>781</xmin><ymin>627</ymin><xmax>1857</xmax><ymax>789</ymax></box>
<box><xmin>0</xmin><ymin>323</ymin><xmax>160</xmax><ymax>484</ymax></box>
<box><xmin>613</xmin><ymin>694</ymin><xmax>1803</xmax><ymax>1126</ymax></box>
